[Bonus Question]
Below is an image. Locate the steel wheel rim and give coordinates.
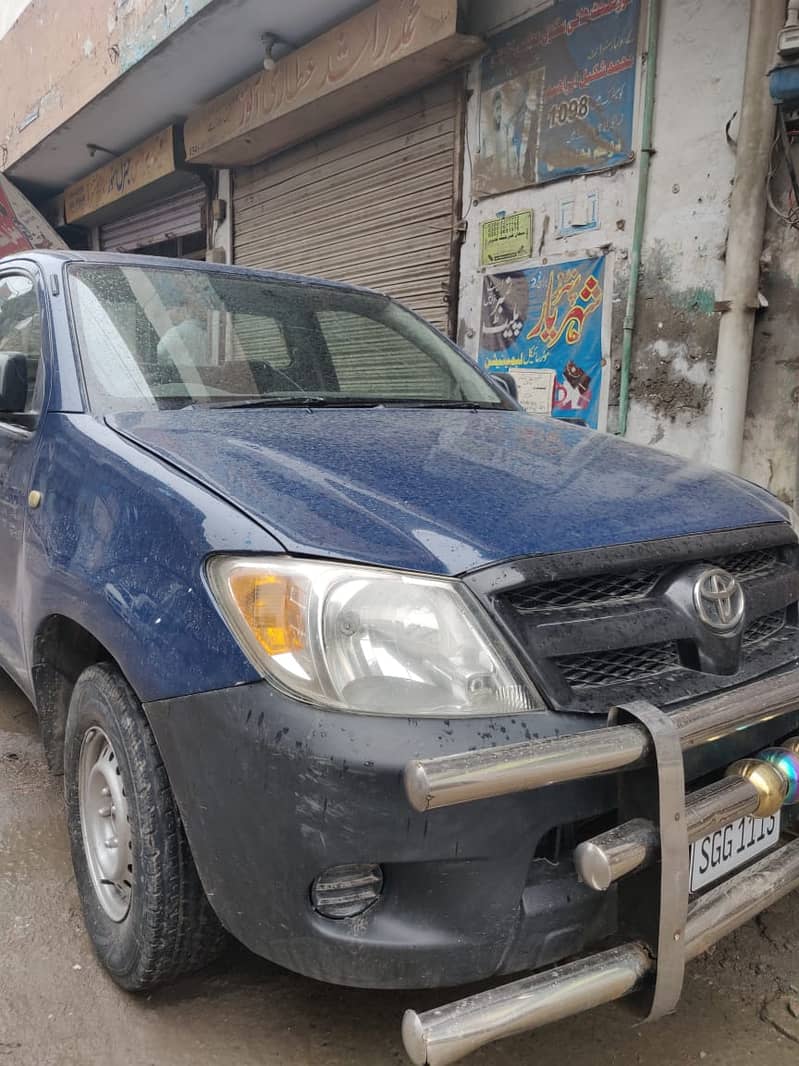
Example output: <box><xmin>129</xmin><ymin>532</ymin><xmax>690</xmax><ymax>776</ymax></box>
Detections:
<box><xmin>78</xmin><ymin>726</ymin><xmax>133</xmax><ymax>922</ymax></box>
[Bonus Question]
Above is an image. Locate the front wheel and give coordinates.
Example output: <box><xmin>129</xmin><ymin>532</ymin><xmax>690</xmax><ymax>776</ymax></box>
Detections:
<box><xmin>64</xmin><ymin>663</ymin><xmax>228</xmax><ymax>990</ymax></box>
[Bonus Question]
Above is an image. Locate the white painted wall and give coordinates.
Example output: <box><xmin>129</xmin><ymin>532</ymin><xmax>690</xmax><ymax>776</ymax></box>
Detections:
<box><xmin>0</xmin><ymin>0</ymin><xmax>31</xmax><ymax>40</ymax></box>
<box><xmin>211</xmin><ymin>169</ymin><xmax>233</xmax><ymax>264</ymax></box>
<box><xmin>623</xmin><ymin>0</ymin><xmax>749</xmax><ymax>459</ymax></box>
<box><xmin>460</xmin><ymin>0</ymin><xmax>754</xmax><ymax>464</ymax></box>
<box><xmin>743</xmin><ymin>146</ymin><xmax>799</xmax><ymax>504</ymax></box>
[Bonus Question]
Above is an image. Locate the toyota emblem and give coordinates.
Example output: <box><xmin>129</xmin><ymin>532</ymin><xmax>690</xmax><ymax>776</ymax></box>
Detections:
<box><xmin>692</xmin><ymin>568</ymin><xmax>745</xmax><ymax>632</ymax></box>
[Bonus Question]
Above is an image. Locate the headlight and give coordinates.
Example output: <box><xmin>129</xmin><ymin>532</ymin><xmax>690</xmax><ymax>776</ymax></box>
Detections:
<box><xmin>205</xmin><ymin>556</ymin><xmax>543</xmax><ymax>716</ymax></box>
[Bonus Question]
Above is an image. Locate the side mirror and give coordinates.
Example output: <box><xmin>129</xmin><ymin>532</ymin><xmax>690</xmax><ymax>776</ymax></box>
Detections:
<box><xmin>490</xmin><ymin>372</ymin><xmax>518</xmax><ymax>402</ymax></box>
<box><xmin>0</xmin><ymin>352</ymin><xmax>28</xmax><ymax>413</ymax></box>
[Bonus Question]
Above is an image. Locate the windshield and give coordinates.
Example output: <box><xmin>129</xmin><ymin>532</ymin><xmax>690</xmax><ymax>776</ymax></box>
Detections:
<box><xmin>67</xmin><ymin>264</ymin><xmax>507</xmax><ymax>413</ymax></box>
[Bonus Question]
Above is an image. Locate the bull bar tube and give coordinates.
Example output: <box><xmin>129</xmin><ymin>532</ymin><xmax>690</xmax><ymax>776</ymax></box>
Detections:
<box><xmin>400</xmin><ymin>669</ymin><xmax>799</xmax><ymax>1066</ymax></box>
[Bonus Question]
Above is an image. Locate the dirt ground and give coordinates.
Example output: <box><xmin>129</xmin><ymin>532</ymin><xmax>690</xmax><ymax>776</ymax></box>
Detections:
<box><xmin>2</xmin><ymin>672</ymin><xmax>799</xmax><ymax>1066</ymax></box>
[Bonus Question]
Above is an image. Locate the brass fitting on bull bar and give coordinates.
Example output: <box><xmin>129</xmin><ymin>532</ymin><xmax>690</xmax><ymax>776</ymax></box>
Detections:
<box><xmin>725</xmin><ymin>757</ymin><xmax>788</xmax><ymax>816</ymax></box>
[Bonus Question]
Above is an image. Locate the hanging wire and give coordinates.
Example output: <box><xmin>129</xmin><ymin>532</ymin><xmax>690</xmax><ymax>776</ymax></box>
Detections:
<box><xmin>461</xmin><ymin>92</ymin><xmax>477</xmax><ymax>223</ymax></box>
<box><xmin>767</xmin><ymin>112</ymin><xmax>799</xmax><ymax>231</ymax></box>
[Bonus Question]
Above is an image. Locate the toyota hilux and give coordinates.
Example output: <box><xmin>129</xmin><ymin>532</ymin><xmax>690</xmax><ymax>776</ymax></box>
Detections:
<box><xmin>1</xmin><ymin>250</ymin><xmax>799</xmax><ymax>1065</ymax></box>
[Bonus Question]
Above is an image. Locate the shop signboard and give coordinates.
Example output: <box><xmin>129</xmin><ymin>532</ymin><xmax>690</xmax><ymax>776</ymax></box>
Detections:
<box><xmin>479</xmin><ymin>209</ymin><xmax>534</xmax><ymax>267</ymax></box>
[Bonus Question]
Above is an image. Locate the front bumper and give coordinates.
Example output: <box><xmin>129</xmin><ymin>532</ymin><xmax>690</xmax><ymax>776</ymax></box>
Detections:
<box><xmin>146</xmin><ymin>682</ymin><xmax>619</xmax><ymax>987</ymax></box>
<box><xmin>401</xmin><ymin>668</ymin><xmax>799</xmax><ymax>1065</ymax></box>
<box><xmin>146</xmin><ymin>673</ymin><xmax>799</xmax><ymax>994</ymax></box>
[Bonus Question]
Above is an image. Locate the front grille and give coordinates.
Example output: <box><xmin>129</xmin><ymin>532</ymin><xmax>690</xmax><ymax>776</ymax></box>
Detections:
<box><xmin>743</xmin><ymin>610</ymin><xmax>786</xmax><ymax>646</ymax></box>
<box><xmin>557</xmin><ymin>611</ymin><xmax>791</xmax><ymax>691</ymax></box>
<box><xmin>557</xmin><ymin>643</ymin><xmax>681</xmax><ymax>688</ymax></box>
<box><xmin>476</xmin><ymin>527</ymin><xmax>799</xmax><ymax>714</ymax></box>
<box><xmin>508</xmin><ymin>546</ymin><xmax>781</xmax><ymax>615</ymax></box>
<box><xmin>511</xmin><ymin>569</ymin><xmax>658</xmax><ymax>612</ymax></box>
<box><xmin>722</xmin><ymin>548</ymin><xmax>780</xmax><ymax>578</ymax></box>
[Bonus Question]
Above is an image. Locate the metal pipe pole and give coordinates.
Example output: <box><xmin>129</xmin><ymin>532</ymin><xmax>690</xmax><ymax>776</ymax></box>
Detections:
<box><xmin>401</xmin><ymin>944</ymin><xmax>652</xmax><ymax>1066</ymax></box>
<box><xmin>707</xmin><ymin>0</ymin><xmax>783</xmax><ymax>472</ymax></box>
<box><xmin>617</xmin><ymin>0</ymin><xmax>661</xmax><ymax>436</ymax></box>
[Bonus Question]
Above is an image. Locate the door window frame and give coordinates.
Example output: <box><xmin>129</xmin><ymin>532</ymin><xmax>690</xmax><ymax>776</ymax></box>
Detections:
<box><xmin>0</xmin><ymin>264</ymin><xmax>49</xmax><ymax>432</ymax></box>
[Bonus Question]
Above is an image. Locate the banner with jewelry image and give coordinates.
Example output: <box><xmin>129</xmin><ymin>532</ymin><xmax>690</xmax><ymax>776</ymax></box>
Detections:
<box><xmin>478</xmin><ymin>255</ymin><xmax>606</xmax><ymax>428</ymax></box>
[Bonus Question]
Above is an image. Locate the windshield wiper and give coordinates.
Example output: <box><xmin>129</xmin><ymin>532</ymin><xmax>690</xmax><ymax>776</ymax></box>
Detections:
<box><xmin>206</xmin><ymin>396</ymin><xmax>381</xmax><ymax>410</ymax></box>
<box><xmin>382</xmin><ymin>400</ymin><xmax>502</xmax><ymax>409</ymax></box>
<box><xmin>205</xmin><ymin>396</ymin><xmax>504</xmax><ymax>410</ymax></box>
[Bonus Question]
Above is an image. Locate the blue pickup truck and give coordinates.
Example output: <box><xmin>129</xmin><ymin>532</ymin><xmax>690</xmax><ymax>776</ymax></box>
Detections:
<box><xmin>3</xmin><ymin>249</ymin><xmax>799</xmax><ymax>1065</ymax></box>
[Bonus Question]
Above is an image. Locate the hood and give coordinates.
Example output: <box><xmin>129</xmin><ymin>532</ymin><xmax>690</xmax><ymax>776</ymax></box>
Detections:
<box><xmin>107</xmin><ymin>408</ymin><xmax>789</xmax><ymax>575</ymax></box>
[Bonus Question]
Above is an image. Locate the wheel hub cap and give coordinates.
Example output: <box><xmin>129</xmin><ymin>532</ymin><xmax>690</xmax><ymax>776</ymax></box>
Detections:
<box><xmin>78</xmin><ymin>727</ymin><xmax>133</xmax><ymax>922</ymax></box>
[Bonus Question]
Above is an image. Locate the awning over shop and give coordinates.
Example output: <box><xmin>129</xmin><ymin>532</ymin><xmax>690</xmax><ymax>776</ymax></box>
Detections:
<box><xmin>63</xmin><ymin>126</ymin><xmax>200</xmax><ymax>229</ymax></box>
<box><xmin>183</xmin><ymin>0</ymin><xmax>483</xmax><ymax>168</ymax></box>
<box><xmin>64</xmin><ymin>127</ymin><xmax>177</xmax><ymax>226</ymax></box>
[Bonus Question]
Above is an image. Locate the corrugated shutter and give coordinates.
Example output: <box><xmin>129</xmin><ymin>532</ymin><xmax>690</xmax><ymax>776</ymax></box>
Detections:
<box><xmin>315</xmin><ymin>308</ymin><xmax>454</xmax><ymax>398</ymax></box>
<box><xmin>231</xmin><ymin>313</ymin><xmax>292</xmax><ymax>369</ymax></box>
<box><xmin>100</xmin><ymin>182</ymin><xmax>206</xmax><ymax>252</ymax></box>
<box><xmin>232</xmin><ymin>80</ymin><xmax>460</xmax><ymax>333</ymax></box>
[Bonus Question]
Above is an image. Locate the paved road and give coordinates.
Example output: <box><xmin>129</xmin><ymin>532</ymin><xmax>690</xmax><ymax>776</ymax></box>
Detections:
<box><xmin>1</xmin><ymin>671</ymin><xmax>799</xmax><ymax>1065</ymax></box>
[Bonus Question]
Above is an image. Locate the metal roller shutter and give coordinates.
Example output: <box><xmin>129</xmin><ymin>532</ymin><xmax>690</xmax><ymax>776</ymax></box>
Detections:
<box><xmin>100</xmin><ymin>181</ymin><xmax>206</xmax><ymax>252</ymax></box>
<box><xmin>232</xmin><ymin>79</ymin><xmax>461</xmax><ymax>334</ymax></box>
<box><xmin>315</xmin><ymin>309</ymin><xmax>456</xmax><ymax>398</ymax></box>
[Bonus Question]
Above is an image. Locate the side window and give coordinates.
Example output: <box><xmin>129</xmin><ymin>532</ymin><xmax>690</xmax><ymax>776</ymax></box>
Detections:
<box><xmin>0</xmin><ymin>274</ymin><xmax>42</xmax><ymax>413</ymax></box>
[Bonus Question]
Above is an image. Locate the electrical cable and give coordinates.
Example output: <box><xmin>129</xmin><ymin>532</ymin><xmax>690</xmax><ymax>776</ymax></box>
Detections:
<box><xmin>778</xmin><ymin>109</ymin><xmax>799</xmax><ymax>208</ymax></box>
<box><xmin>461</xmin><ymin>97</ymin><xmax>476</xmax><ymax>223</ymax></box>
<box><xmin>767</xmin><ymin>124</ymin><xmax>799</xmax><ymax>231</ymax></box>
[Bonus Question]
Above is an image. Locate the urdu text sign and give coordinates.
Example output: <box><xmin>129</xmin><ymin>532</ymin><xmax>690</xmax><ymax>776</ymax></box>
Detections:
<box><xmin>474</xmin><ymin>0</ymin><xmax>640</xmax><ymax>196</ymax></box>
<box><xmin>480</xmin><ymin>210</ymin><xmax>534</xmax><ymax>267</ymax></box>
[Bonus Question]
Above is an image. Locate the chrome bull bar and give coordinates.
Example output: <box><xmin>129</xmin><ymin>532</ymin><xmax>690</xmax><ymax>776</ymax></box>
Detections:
<box><xmin>403</xmin><ymin>837</ymin><xmax>799</xmax><ymax>1066</ymax></box>
<box><xmin>401</xmin><ymin>668</ymin><xmax>799</xmax><ymax>1066</ymax></box>
<box><xmin>404</xmin><ymin>669</ymin><xmax>799</xmax><ymax>813</ymax></box>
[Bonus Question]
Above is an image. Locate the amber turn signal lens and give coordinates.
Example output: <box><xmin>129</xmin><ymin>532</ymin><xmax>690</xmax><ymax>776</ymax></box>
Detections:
<box><xmin>228</xmin><ymin>572</ymin><xmax>305</xmax><ymax>656</ymax></box>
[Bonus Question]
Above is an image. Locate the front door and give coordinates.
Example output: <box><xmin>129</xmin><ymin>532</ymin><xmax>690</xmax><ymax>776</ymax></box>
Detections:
<box><xmin>0</xmin><ymin>269</ymin><xmax>46</xmax><ymax>683</ymax></box>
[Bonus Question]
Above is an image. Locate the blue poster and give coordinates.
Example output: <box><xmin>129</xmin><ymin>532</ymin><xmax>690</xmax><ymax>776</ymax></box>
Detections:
<box><xmin>475</xmin><ymin>0</ymin><xmax>640</xmax><ymax>195</ymax></box>
<box><xmin>478</xmin><ymin>257</ymin><xmax>606</xmax><ymax>428</ymax></box>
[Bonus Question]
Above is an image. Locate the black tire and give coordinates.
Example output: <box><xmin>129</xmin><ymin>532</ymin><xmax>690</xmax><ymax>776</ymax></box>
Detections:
<box><xmin>64</xmin><ymin>662</ymin><xmax>228</xmax><ymax>990</ymax></box>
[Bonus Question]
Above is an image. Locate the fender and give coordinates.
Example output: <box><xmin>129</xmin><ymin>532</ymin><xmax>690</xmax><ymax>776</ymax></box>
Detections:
<box><xmin>21</xmin><ymin>413</ymin><xmax>283</xmax><ymax>701</ymax></box>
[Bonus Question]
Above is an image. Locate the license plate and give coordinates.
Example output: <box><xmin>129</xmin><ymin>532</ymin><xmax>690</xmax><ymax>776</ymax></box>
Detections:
<box><xmin>689</xmin><ymin>812</ymin><xmax>781</xmax><ymax>893</ymax></box>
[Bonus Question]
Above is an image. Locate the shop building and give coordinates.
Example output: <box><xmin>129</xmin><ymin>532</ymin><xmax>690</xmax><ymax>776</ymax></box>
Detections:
<box><xmin>1</xmin><ymin>0</ymin><xmax>798</xmax><ymax>504</ymax></box>
<box><xmin>181</xmin><ymin>0</ymin><xmax>480</xmax><ymax>333</ymax></box>
<box><xmin>60</xmin><ymin>127</ymin><xmax>207</xmax><ymax>257</ymax></box>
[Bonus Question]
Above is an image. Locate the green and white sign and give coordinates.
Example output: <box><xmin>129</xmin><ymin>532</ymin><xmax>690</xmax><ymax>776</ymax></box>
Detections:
<box><xmin>480</xmin><ymin>210</ymin><xmax>533</xmax><ymax>268</ymax></box>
